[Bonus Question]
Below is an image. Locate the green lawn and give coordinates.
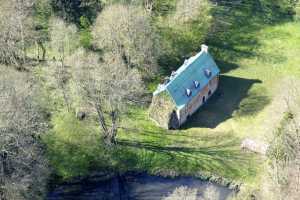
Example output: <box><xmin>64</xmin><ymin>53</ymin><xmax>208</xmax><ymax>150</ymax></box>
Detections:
<box><xmin>116</xmin><ymin>22</ymin><xmax>300</xmax><ymax>183</ymax></box>
<box><xmin>42</xmin><ymin>2</ymin><xmax>300</xmax><ymax>187</ymax></box>
<box><xmin>44</xmin><ymin>22</ymin><xmax>300</xmax><ymax>184</ymax></box>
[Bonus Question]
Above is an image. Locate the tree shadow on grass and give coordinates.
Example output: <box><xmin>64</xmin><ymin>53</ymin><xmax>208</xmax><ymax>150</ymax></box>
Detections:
<box><xmin>206</xmin><ymin>0</ymin><xmax>294</xmax><ymax>76</ymax></box>
<box><xmin>117</xmin><ymin>132</ymin><xmax>257</xmax><ymax>179</ymax></box>
<box><xmin>181</xmin><ymin>75</ymin><xmax>270</xmax><ymax>129</ymax></box>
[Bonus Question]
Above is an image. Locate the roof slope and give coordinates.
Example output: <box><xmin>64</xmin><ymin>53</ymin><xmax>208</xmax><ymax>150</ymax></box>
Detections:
<box><xmin>154</xmin><ymin>48</ymin><xmax>220</xmax><ymax>109</ymax></box>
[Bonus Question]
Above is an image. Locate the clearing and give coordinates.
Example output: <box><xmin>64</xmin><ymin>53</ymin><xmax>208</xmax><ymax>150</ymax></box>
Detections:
<box><xmin>117</xmin><ymin>22</ymin><xmax>300</xmax><ymax>184</ymax></box>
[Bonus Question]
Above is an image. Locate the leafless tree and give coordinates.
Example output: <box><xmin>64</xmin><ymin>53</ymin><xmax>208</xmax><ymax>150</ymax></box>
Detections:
<box><xmin>0</xmin><ymin>0</ymin><xmax>36</xmax><ymax>67</ymax></box>
<box><xmin>144</xmin><ymin>0</ymin><xmax>154</xmax><ymax>13</ymax></box>
<box><xmin>68</xmin><ymin>49</ymin><xmax>144</xmax><ymax>146</ymax></box>
<box><xmin>49</xmin><ymin>17</ymin><xmax>79</xmax><ymax>61</ymax></box>
<box><xmin>163</xmin><ymin>184</ymin><xmax>221</xmax><ymax>200</ymax></box>
<box><xmin>0</xmin><ymin>67</ymin><xmax>49</xmax><ymax>200</ymax></box>
<box><xmin>163</xmin><ymin>186</ymin><xmax>198</xmax><ymax>200</ymax></box>
<box><xmin>92</xmin><ymin>4</ymin><xmax>159</xmax><ymax>75</ymax></box>
<box><xmin>171</xmin><ymin>0</ymin><xmax>211</xmax><ymax>25</ymax></box>
<box><xmin>37</xmin><ymin>17</ymin><xmax>79</xmax><ymax>112</ymax></box>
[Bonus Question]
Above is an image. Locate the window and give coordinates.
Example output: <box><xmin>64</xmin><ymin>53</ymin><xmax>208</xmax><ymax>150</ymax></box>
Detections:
<box><xmin>186</xmin><ymin>88</ymin><xmax>192</xmax><ymax>97</ymax></box>
<box><xmin>202</xmin><ymin>96</ymin><xmax>206</xmax><ymax>103</ymax></box>
<box><xmin>204</xmin><ymin>69</ymin><xmax>212</xmax><ymax>78</ymax></box>
<box><xmin>208</xmin><ymin>90</ymin><xmax>212</xmax><ymax>96</ymax></box>
<box><xmin>193</xmin><ymin>80</ymin><xmax>200</xmax><ymax>88</ymax></box>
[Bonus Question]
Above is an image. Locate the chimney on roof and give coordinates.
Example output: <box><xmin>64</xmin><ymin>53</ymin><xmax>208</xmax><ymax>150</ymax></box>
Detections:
<box><xmin>201</xmin><ymin>44</ymin><xmax>208</xmax><ymax>53</ymax></box>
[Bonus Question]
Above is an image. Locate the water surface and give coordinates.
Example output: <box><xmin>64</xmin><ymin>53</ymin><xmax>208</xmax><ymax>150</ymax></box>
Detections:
<box><xmin>47</xmin><ymin>173</ymin><xmax>233</xmax><ymax>200</ymax></box>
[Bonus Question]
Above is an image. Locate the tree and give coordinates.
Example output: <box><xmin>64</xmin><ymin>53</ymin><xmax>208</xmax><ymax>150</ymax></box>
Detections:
<box><xmin>39</xmin><ymin>60</ymin><xmax>73</xmax><ymax>112</ymax></box>
<box><xmin>51</xmin><ymin>0</ymin><xmax>103</xmax><ymax>24</ymax></box>
<box><xmin>0</xmin><ymin>67</ymin><xmax>49</xmax><ymax>200</ymax></box>
<box><xmin>0</xmin><ymin>0</ymin><xmax>36</xmax><ymax>67</ymax></box>
<box><xmin>92</xmin><ymin>4</ymin><xmax>159</xmax><ymax>75</ymax></box>
<box><xmin>49</xmin><ymin>17</ymin><xmax>79</xmax><ymax>60</ymax></box>
<box><xmin>163</xmin><ymin>185</ymin><xmax>221</xmax><ymax>200</ymax></box>
<box><xmin>33</xmin><ymin>0</ymin><xmax>52</xmax><ymax>61</ymax></box>
<box><xmin>163</xmin><ymin>186</ymin><xmax>198</xmax><ymax>200</ymax></box>
<box><xmin>68</xmin><ymin>49</ymin><xmax>143</xmax><ymax>146</ymax></box>
<box><xmin>155</xmin><ymin>0</ymin><xmax>212</xmax><ymax>72</ymax></box>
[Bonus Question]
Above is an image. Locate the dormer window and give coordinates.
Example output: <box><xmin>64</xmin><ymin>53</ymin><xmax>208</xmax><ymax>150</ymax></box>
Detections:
<box><xmin>186</xmin><ymin>88</ymin><xmax>192</xmax><ymax>97</ymax></box>
<box><xmin>193</xmin><ymin>80</ymin><xmax>200</xmax><ymax>88</ymax></box>
<box><xmin>204</xmin><ymin>69</ymin><xmax>212</xmax><ymax>78</ymax></box>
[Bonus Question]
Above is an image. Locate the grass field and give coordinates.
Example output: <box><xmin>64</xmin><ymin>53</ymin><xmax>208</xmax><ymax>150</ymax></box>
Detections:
<box><xmin>44</xmin><ymin>21</ymin><xmax>300</xmax><ymax>184</ymax></box>
<box><xmin>43</xmin><ymin>3</ymin><xmax>300</xmax><ymax>187</ymax></box>
<box><xmin>116</xmin><ymin>22</ymin><xmax>300</xmax><ymax>183</ymax></box>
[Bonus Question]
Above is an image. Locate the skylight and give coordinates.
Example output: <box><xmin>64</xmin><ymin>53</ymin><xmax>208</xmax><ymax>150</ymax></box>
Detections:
<box><xmin>186</xmin><ymin>88</ymin><xmax>192</xmax><ymax>97</ymax></box>
<box><xmin>194</xmin><ymin>80</ymin><xmax>200</xmax><ymax>88</ymax></box>
<box><xmin>204</xmin><ymin>69</ymin><xmax>212</xmax><ymax>78</ymax></box>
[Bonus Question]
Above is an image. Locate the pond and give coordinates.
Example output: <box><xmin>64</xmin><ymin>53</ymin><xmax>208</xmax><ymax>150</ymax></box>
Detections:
<box><xmin>47</xmin><ymin>173</ymin><xmax>234</xmax><ymax>200</ymax></box>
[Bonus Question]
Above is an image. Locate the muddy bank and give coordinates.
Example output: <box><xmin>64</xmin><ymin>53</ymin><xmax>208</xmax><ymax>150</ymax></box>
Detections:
<box><xmin>47</xmin><ymin>173</ymin><xmax>234</xmax><ymax>200</ymax></box>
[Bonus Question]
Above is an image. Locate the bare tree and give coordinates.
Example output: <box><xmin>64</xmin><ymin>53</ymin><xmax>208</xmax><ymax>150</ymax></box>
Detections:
<box><xmin>68</xmin><ymin>49</ymin><xmax>143</xmax><ymax>146</ymax></box>
<box><xmin>163</xmin><ymin>185</ymin><xmax>221</xmax><ymax>200</ymax></box>
<box><xmin>171</xmin><ymin>0</ymin><xmax>211</xmax><ymax>25</ymax></box>
<box><xmin>40</xmin><ymin>60</ymin><xmax>72</xmax><ymax>112</ymax></box>
<box><xmin>92</xmin><ymin>4</ymin><xmax>159</xmax><ymax>75</ymax></box>
<box><xmin>144</xmin><ymin>0</ymin><xmax>154</xmax><ymax>13</ymax></box>
<box><xmin>0</xmin><ymin>67</ymin><xmax>49</xmax><ymax>200</ymax></box>
<box><xmin>36</xmin><ymin>17</ymin><xmax>79</xmax><ymax>112</ymax></box>
<box><xmin>163</xmin><ymin>186</ymin><xmax>198</xmax><ymax>200</ymax></box>
<box><xmin>49</xmin><ymin>17</ymin><xmax>79</xmax><ymax>61</ymax></box>
<box><xmin>0</xmin><ymin>0</ymin><xmax>36</xmax><ymax>67</ymax></box>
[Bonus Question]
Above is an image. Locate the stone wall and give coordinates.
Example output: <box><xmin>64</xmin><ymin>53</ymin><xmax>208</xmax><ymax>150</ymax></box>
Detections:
<box><xmin>149</xmin><ymin>92</ymin><xmax>176</xmax><ymax>129</ymax></box>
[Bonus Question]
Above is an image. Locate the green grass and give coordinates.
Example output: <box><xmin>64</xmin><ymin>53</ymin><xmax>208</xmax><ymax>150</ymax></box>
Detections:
<box><xmin>42</xmin><ymin>2</ymin><xmax>300</xmax><ymax>186</ymax></box>
<box><xmin>117</xmin><ymin>108</ymin><xmax>259</xmax><ymax>182</ymax></box>
<box><xmin>116</xmin><ymin>22</ymin><xmax>300</xmax><ymax>183</ymax></box>
<box><xmin>44</xmin><ymin>22</ymin><xmax>300</xmax><ymax>184</ymax></box>
<box><xmin>43</xmin><ymin>111</ymin><xmax>113</xmax><ymax>179</ymax></box>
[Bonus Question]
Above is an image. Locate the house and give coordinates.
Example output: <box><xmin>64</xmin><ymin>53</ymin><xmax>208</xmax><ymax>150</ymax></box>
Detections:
<box><xmin>149</xmin><ymin>44</ymin><xmax>220</xmax><ymax>129</ymax></box>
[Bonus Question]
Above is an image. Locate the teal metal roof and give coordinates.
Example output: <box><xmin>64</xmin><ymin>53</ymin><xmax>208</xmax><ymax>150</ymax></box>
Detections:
<box><xmin>154</xmin><ymin>50</ymin><xmax>220</xmax><ymax>109</ymax></box>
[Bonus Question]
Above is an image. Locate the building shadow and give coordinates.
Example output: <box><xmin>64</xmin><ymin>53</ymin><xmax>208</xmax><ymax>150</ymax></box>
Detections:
<box><xmin>181</xmin><ymin>75</ymin><xmax>270</xmax><ymax>129</ymax></box>
<box><xmin>214</xmin><ymin>59</ymin><xmax>240</xmax><ymax>74</ymax></box>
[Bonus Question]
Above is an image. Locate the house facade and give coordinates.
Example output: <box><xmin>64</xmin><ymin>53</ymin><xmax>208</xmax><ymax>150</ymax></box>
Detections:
<box><xmin>149</xmin><ymin>45</ymin><xmax>220</xmax><ymax>129</ymax></box>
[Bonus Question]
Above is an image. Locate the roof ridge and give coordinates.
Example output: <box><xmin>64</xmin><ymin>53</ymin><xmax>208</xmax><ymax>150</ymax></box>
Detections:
<box><xmin>166</xmin><ymin>50</ymin><xmax>206</xmax><ymax>86</ymax></box>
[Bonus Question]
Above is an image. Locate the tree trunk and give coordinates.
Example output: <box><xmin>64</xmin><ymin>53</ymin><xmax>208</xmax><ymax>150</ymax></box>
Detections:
<box><xmin>38</xmin><ymin>41</ymin><xmax>46</xmax><ymax>61</ymax></box>
<box><xmin>102</xmin><ymin>110</ymin><xmax>118</xmax><ymax>146</ymax></box>
<box><xmin>109</xmin><ymin>110</ymin><xmax>118</xmax><ymax>145</ymax></box>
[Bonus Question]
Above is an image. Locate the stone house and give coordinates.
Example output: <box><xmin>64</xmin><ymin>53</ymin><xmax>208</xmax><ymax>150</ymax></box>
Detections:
<box><xmin>149</xmin><ymin>45</ymin><xmax>220</xmax><ymax>129</ymax></box>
